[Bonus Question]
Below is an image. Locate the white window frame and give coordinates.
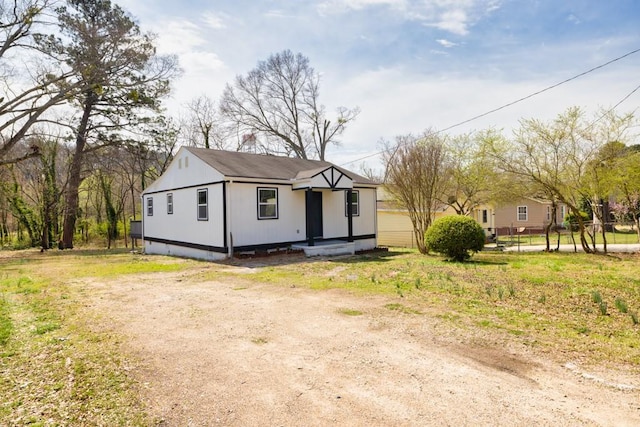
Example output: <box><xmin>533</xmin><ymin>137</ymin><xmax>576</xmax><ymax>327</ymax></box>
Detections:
<box><xmin>197</xmin><ymin>189</ymin><xmax>208</xmax><ymax>221</ymax></box>
<box><xmin>345</xmin><ymin>190</ymin><xmax>360</xmax><ymax>217</ymax></box>
<box><xmin>257</xmin><ymin>187</ymin><xmax>278</xmax><ymax>220</ymax></box>
<box><xmin>517</xmin><ymin>205</ymin><xmax>528</xmax><ymax>222</ymax></box>
<box><xmin>146</xmin><ymin>197</ymin><xmax>153</xmax><ymax>216</ymax></box>
<box><xmin>167</xmin><ymin>193</ymin><xmax>173</xmax><ymax>215</ymax></box>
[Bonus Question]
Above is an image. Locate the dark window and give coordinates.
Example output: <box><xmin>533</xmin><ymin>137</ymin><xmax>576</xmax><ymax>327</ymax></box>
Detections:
<box><xmin>517</xmin><ymin>206</ymin><xmax>528</xmax><ymax>222</ymax></box>
<box><xmin>147</xmin><ymin>197</ymin><xmax>153</xmax><ymax>216</ymax></box>
<box><xmin>258</xmin><ymin>188</ymin><xmax>278</xmax><ymax>219</ymax></box>
<box><xmin>167</xmin><ymin>193</ymin><xmax>173</xmax><ymax>214</ymax></box>
<box><xmin>482</xmin><ymin>209</ymin><xmax>488</xmax><ymax>223</ymax></box>
<box><xmin>197</xmin><ymin>189</ymin><xmax>208</xmax><ymax>221</ymax></box>
<box><xmin>345</xmin><ymin>190</ymin><xmax>359</xmax><ymax>216</ymax></box>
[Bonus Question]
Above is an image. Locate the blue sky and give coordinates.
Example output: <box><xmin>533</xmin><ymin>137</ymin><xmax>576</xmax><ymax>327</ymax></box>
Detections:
<box><xmin>119</xmin><ymin>0</ymin><xmax>640</xmax><ymax>169</ymax></box>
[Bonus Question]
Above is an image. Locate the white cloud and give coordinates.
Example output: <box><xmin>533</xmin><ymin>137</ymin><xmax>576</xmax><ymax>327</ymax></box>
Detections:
<box><xmin>323</xmin><ymin>64</ymin><xmax>638</xmax><ymax>171</ymax></box>
<box><xmin>180</xmin><ymin>51</ymin><xmax>225</xmax><ymax>74</ymax></box>
<box><xmin>202</xmin><ymin>12</ymin><xmax>228</xmax><ymax>29</ymax></box>
<box><xmin>317</xmin><ymin>0</ymin><xmax>406</xmax><ymax>14</ymax></box>
<box><xmin>567</xmin><ymin>14</ymin><xmax>581</xmax><ymax>25</ymax></box>
<box><xmin>436</xmin><ymin>38</ymin><xmax>458</xmax><ymax>48</ymax></box>
<box><xmin>153</xmin><ymin>19</ymin><xmax>206</xmax><ymax>55</ymax></box>
<box><xmin>265</xmin><ymin>9</ymin><xmax>292</xmax><ymax>18</ymax></box>
<box><xmin>425</xmin><ymin>8</ymin><xmax>470</xmax><ymax>35</ymax></box>
<box><xmin>317</xmin><ymin>0</ymin><xmax>501</xmax><ymax>36</ymax></box>
<box><xmin>344</xmin><ymin>0</ymin><xmax>406</xmax><ymax>9</ymax></box>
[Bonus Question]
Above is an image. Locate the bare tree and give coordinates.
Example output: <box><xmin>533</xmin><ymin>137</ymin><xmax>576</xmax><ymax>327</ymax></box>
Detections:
<box><xmin>182</xmin><ymin>95</ymin><xmax>228</xmax><ymax>149</ymax></box>
<box><xmin>36</xmin><ymin>0</ymin><xmax>177</xmax><ymax>248</ymax></box>
<box><xmin>220</xmin><ymin>49</ymin><xmax>359</xmax><ymax>160</ymax></box>
<box><xmin>0</xmin><ymin>0</ymin><xmax>84</xmax><ymax>166</ymax></box>
<box><xmin>382</xmin><ymin>130</ymin><xmax>451</xmax><ymax>254</ymax></box>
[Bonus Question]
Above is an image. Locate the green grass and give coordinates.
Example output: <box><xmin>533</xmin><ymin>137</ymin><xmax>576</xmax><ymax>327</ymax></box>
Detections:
<box><xmin>0</xmin><ymin>297</ymin><xmax>12</xmax><ymax>346</ymax></box>
<box><xmin>384</xmin><ymin>303</ymin><xmax>422</xmax><ymax>314</ymax></box>
<box><xmin>339</xmin><ymin>308</ymin><xmax>364</xmax><ymax>316</ymax></box>
<box><xmin>226</xmin><ymin>249</ymin><xmax>640</xmax><ymax>370</ymax></box>
<box><xmin>0</xmin><ymin>246</ymin><xmax>639</xmax><ymax>424</ymax></box>
<box><xmin>0</xmin><ymin>249</ymin><xmax>194</xmax><ymax>426</ymax></box>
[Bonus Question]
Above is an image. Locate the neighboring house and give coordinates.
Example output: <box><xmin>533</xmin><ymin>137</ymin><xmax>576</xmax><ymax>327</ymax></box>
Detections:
<box><xmin>141</xmin><ymin>147</ymin><xmax>378</xmax><ymax>260</ymax></box>
<box><xmin>493</xmin><ymin>197</ymin><xmax>567</xmax><ymax>237</ymax></box>
<box><xmin>376</xmin><ymin>187</ymin><xmax>495</xmax><ymax>248</ymax></box>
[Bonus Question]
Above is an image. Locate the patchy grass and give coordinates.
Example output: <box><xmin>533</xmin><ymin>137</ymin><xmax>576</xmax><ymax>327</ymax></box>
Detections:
<box><xmin>384</xmin><ymin>303</ymin><xmax>422</xmax><ymax>315</ymax></box>
<box><xmin>0</xmin><ymin>249</ymin><xmax>194</xmax><ymax>426</ymax></box>
<box><xmin>251</xmin><ymin>337</ymin><xmax>269</xmax><ymax>345</ymax></box>
<box><xmin>222</xmin><ymin>249</ymin><xmax>640</xmax><ymax>371</ymax></box>
<box><xmin>339</xmin><ymin>308</ymin><xmax>364</xmax><ymax>316</ymax></box>
<box><xmin>0</xmin><ymin>297</ymin><xmax>12</xmax><ymax>346</ymax></box>
<box><xmin>1</xmin><ymin>246</ymin><xmax>639</xmax><ymax>424</ymax></box>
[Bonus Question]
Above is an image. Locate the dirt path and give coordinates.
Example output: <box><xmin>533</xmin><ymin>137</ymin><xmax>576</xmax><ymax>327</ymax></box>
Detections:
<box><xmin>83</xmin><ymin>267</ymin><xmax>640</xmax><ymax>426</ymax></box>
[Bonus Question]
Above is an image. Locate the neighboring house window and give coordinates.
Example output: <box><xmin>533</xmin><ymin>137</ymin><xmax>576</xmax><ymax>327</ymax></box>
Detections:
<box><xmin>482</xmin><ymin>209</ymin><xmax>488</xmax><ymax>223</ymax></box>
<box><xmin>345</xmin><ymin>190</ymin><xmax>359</xmax><ymax>216</ymax></box>
<box><xmin>560</xmin><ymin>205</ymin><xmax>566</xmax><ymax>222</ymax></box>
<box><xmin>146</xmin><ymin>197</ymin><xmax>153</xmax><ymax>216</ymax></box>
<box><xmin>546</xmin><ymin>206</ymin><xmax>551</xmax><ymax>221</ymax></box>
<box><xmin>258</xmin><ymin>187</ymin><xmax>278</xmax><ymax>219</ymax></box>
<box><xmin>167</xmin><ymin>193</ymin><xmax>173</xmax><ymax>214</ymax></box>
<box><xmin>517</xmin><ymin>206</ymin><xmax>528</xmax><ymax>221</ymax></box>
<box><xmin>197</xmin><ymin>189</ymin><xmax>208</xmax><ymax>221</ymax></box>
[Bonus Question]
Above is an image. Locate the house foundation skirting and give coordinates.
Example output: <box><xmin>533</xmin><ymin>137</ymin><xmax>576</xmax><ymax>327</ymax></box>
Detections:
<box><xmin>291</xmin><ymin>240</ymin><xmax>355</xmax><ymax>257</ymax></box>
<box><xmin>144</xmin><ymin>234</ymin><xmax>376</xmax><ymax>260</ymax></box>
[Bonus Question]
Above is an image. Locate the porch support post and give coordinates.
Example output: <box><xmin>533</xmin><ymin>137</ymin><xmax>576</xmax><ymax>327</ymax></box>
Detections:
<box><xmin>305</xmin><ymin>188</ymin><xmax>315</xmax><ymax>246</ymax></box>
<box><xmin>347</xmin><ymin>189</ymin><xmax>354</xmax><ymax>242</ymax></box>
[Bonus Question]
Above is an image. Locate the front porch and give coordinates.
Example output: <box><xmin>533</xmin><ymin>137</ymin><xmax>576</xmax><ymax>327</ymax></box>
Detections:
<box><xmin>291</xmin><ymin>240</ymin><xmax>355</xmax><ymax>257</ymax></box>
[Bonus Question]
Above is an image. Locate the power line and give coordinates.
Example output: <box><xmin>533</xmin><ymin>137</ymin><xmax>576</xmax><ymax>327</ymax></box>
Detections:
<box><xmin>586</xmin><ymin>82</ymin><xmax>640</xmax><ymax>130</ymax></box>
<box><xmin>341</xmin><ymin>47</ymin><xmax>640</xmax><ymax>166</ymax></box>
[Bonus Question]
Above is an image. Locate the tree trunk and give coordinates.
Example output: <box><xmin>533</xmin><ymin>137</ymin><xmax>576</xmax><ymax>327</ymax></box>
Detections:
<box><xmin>62</xmin><ymin>92</ymin><xmax>95</xmax><ymax>249</ymax></box>
<box><xmin>544</xmin><ymin>201</ymin><xmax>558</xmax><ymax>252</ymax></box>
<box><xmin>572</xmin><ymin>207</ymin><xmax>594</xmax><ymax>254</ymax></box>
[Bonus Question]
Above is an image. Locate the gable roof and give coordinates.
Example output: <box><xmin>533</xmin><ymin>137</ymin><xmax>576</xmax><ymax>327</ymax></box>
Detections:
<box><xmin>185</xmin><ymin>147</ymin><xmax>377</xmax><ymax>186</ymax></box>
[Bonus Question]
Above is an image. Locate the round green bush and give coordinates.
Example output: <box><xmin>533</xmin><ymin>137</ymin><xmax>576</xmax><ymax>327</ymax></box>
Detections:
<box><xmin>425</xmin><ymin>215</ymin><xmax>485</xmax><ymax>261</ymax></box>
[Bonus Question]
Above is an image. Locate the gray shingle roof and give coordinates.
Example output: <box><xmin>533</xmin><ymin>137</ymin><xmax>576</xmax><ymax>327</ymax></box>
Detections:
<box><xmin>185</xmin><ymin>147</ymin><xmax>377</xmax><ymax>185</ymax></box>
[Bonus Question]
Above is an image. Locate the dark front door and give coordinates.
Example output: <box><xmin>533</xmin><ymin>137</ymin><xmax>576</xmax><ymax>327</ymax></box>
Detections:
<box><xmin>306</xmin><ymin>190</ymin><xmax>323</xmax><ymax>241</ymax></box>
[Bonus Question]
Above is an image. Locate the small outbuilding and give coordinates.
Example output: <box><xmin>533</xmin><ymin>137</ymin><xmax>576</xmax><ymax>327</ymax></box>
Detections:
<box><xmin>141</xmin><ymin>147</ymin><xmax>378</xmax><ymax>260</ymax></box>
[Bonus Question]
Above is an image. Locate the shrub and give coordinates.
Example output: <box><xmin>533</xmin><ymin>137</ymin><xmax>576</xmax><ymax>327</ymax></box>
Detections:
<box><xmin>563</xmin><ymin>211</ymin><xmax>590</xmax><ymax>231</ymax></box>
<box><xmin>425</xmin><ymin>215</ymin><xmax>485</xmax><ymax>262</ymax></box>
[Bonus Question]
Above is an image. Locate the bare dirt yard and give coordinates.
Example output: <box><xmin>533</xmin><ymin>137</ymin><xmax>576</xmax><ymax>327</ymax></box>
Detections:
<box><xmin>82</xmin><ymin>258</ymin><xmax>640</xmax><ymax>426</ymax></box>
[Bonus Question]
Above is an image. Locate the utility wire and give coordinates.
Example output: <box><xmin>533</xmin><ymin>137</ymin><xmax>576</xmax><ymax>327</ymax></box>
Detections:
<box><xmin>585</xmin><ymin>82</ymin><xmax>640</xmax><ymax>130</ymax></box>
<box><xmin>341</xmin><ymin>47</ymin><xmax>640</xmax><ymax>166</ymax></box>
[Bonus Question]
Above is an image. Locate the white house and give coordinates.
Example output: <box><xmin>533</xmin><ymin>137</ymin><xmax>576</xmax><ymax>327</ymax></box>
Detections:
<box><xmin>141</xmin><ymin>147</ymin><xmax>379</xmax><ymax>260</ymax></box>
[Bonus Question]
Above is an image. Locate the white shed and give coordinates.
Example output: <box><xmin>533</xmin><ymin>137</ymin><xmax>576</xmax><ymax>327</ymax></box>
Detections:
<box><xmin>141</xmin><ymin>147</ymin><xmax>379</xmax><ymax>260</ymax></box>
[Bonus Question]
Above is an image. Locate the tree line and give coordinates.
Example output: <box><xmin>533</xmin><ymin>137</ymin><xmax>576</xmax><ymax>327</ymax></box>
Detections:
<box><xmin>1</xmin><ymin>0</ymin><xmax>356</xmax><ymax>250</ymax></box>
<box><xmin>2</xmin><ymin>1</ymin><xmax>638</xmax><ymax>254</ymax></box>
<box><xmin>383</xmin><ymin>107</ymin><xmax>640</xmax><ymax>254</ymax></box>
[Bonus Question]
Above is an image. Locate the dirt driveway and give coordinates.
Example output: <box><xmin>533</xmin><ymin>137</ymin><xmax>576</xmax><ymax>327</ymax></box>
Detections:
<box><xmin>84</xmin><ymin>262</ymin><xmax>640</xmax><ymax>426</ymax></box>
